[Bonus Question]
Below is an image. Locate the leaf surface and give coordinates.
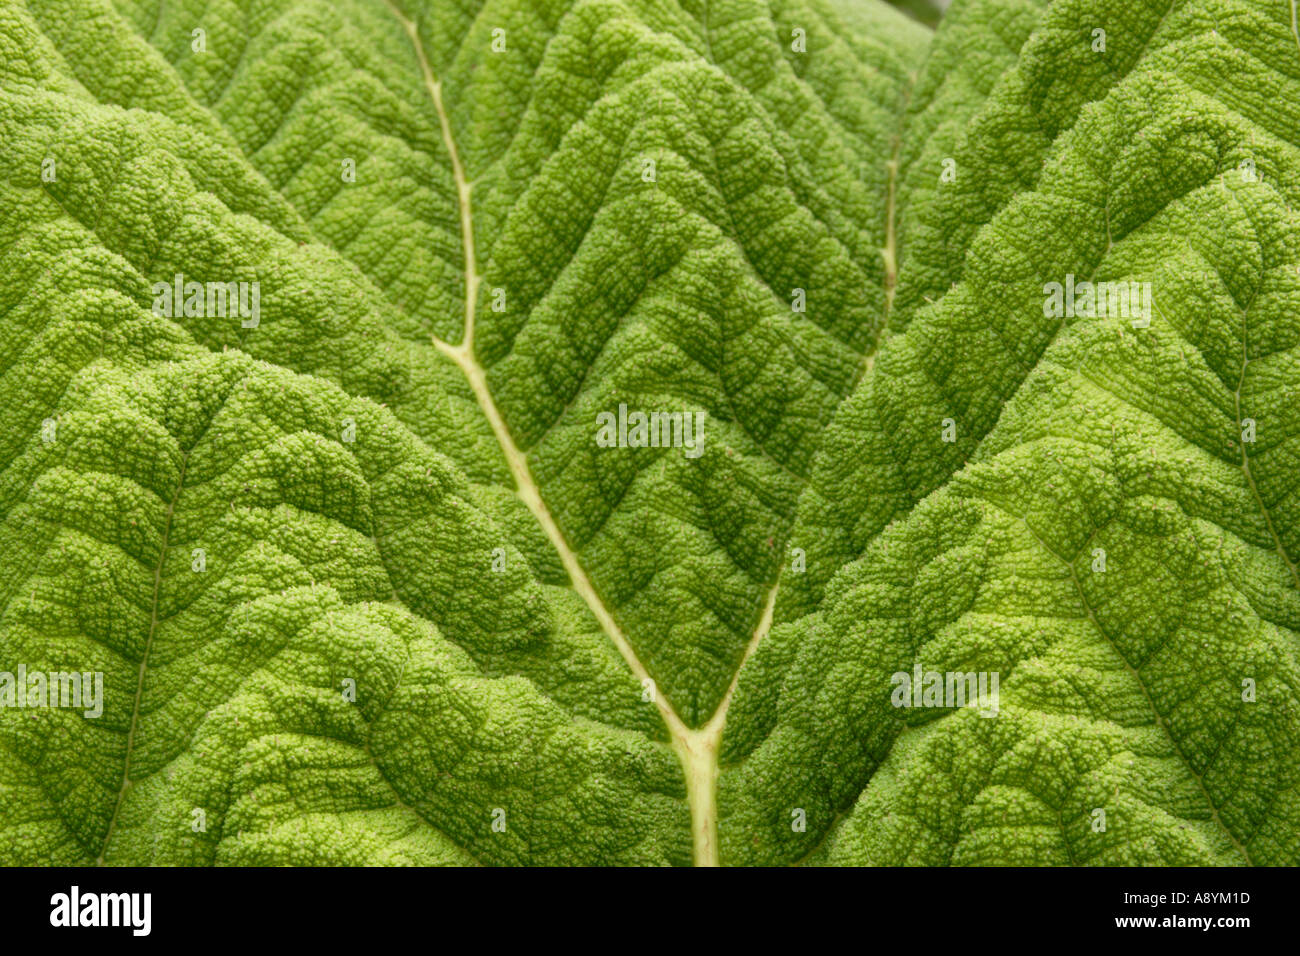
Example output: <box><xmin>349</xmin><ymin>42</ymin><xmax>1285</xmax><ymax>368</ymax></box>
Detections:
<box><xmin>1</xmin><ymin>0</ymin><xmax>1298</xmax><ymax>866</ymax></box>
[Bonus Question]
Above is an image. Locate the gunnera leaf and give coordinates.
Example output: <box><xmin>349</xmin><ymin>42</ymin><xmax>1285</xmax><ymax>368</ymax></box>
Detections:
<box><xmin>1</xmin><ymin>0</ymin><xmax>1296</xmax><ymax>867</ymax></box>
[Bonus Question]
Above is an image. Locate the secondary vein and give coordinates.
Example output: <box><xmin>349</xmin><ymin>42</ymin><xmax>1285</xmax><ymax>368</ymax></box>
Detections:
<box><xmin>385</xmin><ymin>0</ymin><xmax>744</xmax><ymax>866</ymax></box>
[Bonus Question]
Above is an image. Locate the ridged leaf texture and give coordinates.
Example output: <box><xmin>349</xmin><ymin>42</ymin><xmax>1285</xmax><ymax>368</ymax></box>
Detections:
<box><xmin>1</xmin><ymin>0</ymin><xmax>1297</xmax><ymax>866</ymax></box>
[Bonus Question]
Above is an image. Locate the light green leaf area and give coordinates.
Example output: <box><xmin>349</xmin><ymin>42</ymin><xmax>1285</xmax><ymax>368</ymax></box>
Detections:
<box><xmin>0</xmin><ymin>0</ymin><xmax>1297</xmax><ymax>866</ymax></box>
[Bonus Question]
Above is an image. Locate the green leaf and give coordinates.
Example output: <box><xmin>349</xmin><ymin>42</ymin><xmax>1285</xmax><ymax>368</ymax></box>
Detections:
<box><xmin>2</xmin><ymin>0</ymin><xmax>1298</xmax><ymax>866</ymax></box>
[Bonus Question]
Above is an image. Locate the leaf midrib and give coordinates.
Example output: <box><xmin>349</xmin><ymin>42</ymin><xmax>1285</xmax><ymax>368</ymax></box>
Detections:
<box><xmin>383</xmin><ymin>0</ymin><xmax>738</xmax><ymax>864</ymax></box>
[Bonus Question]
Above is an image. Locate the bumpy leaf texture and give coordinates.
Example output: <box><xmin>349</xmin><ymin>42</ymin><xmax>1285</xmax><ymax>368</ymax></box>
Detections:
<box><xmin>0</xmin><ymin>0</ymin><xmax>1297</xmax><ymax>866</ymax></box>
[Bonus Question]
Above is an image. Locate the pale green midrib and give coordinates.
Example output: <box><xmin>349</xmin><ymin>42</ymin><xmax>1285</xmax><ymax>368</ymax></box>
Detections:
<box><xmin>687</xmin><ymin>12</ymin><xmax>926</xmax><ymax>849</ymax></box>
<box><xmin>384</xmin><ymin>0</ymin><xmax>799</xmax><ymax>867</ymax></box>
<box><xmin>95</xmin><ymin>448</ymin><xmax>190</xmax><ymax>865</ymax></box>
<box><xmin>382</xmin><ymin>0</ymin><xmax>929</xmax><ymax>865</ymax></box>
